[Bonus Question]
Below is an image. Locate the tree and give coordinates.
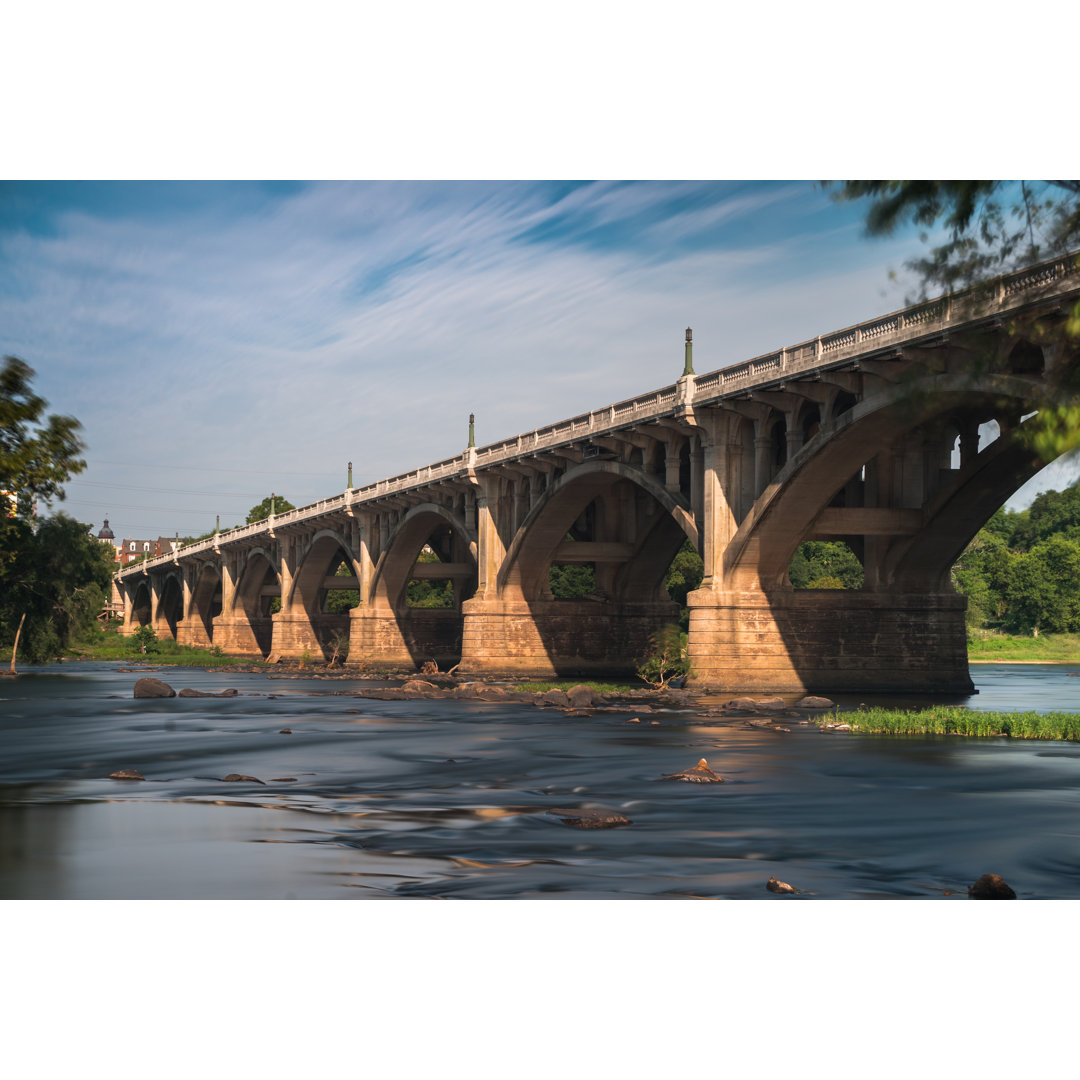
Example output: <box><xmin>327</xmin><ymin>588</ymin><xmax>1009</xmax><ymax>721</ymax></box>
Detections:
<box><xmin>833</xmin><ymin>181</ymin><xmax>1080</xmax><ymax>298</ymax></box>
<box><xmin>0</xmin><ymin>513</ymin><xmax>114</xmax><ymax>662</ymax></box>
<box><xmin>1</xmin><ymin>356</ymin><xmax>86</xmax><ymax>574</ymax></box>
<box><xmin>789</xmin><ymin>541</ymin><xmax>864</xmax><ymax>590</ymax></box>
<box><xmin>834</xmin><ymin>181</ymin><xmax>1080</xmax><ymax>460</ymax></box>
<box><xmin>246</xmin><ymin>494</ymin><xmax>295</xmax><ymax>524</ymax></box>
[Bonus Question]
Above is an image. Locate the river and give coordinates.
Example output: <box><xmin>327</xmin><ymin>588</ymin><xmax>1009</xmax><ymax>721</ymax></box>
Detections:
<box><xmin>2</xmin><ymin>661</ymin><xmax>1079</xmax><ymax>899</ymax></box>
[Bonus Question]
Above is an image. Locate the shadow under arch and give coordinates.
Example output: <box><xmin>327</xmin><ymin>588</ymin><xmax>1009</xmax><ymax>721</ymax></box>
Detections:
<box><xmin>365</xmin><ymin>503</ymin><xmax>478</xmax><ymax>667</ymax></box>
<box><xmin>233</xmin><ymin>547</ymin><xmax>282</xmax><ymax>656</ymax></box>
<box><xmin>156</xmin><ymin>572</ymin><xmax>183</xmax><ymax>639</ymax></box>
<box><xmin>464</xmin><ymin>460</ymin><xmax>698</xmax><ymax>679</ymax></box>
<box><xmin>286</xmin><ymin>529</ymin><xmax>361</xmax><ymax>660</ymax></box>
<box><xmin>188</xmin><ymin>561</ymin><xmax>222</xmax><ymax>642</ymax></box>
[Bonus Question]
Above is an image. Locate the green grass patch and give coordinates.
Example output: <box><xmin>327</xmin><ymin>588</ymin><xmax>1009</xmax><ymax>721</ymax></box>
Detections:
<box><xmin>815</xmin><ymin>705</ymin><xmax>1080</xmax><ymax>741</ymax></box>
<box><xmin>967</xmin><ymin>630</ymin><xmax>1080</xmax><ymax>663</ymax></box>
<box><xmin>513</xmin><ymin>679</ymin><xmax>640</xmax><ymax>695</ymax></box>
<box><xmin>70</xmin><ymin>627</ymin><xmax>268</xmax><ymax>668</ymax></box>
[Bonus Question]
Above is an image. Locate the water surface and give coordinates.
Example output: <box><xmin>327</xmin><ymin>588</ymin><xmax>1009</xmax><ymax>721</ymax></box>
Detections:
<box><xmin>2</xmin><ymin>662</ymin><xmax>1079</xmax><ymax>899</ymax></box>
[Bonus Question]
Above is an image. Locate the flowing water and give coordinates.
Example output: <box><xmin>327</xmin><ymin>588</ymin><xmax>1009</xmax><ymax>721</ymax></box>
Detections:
<box><xmin>2</xmin><ymin>662</ymin><xmax>1079</xmax><ymax>899</ymax></box>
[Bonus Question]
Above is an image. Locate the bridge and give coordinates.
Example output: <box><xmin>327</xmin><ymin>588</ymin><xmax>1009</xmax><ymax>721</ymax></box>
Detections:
<box><xmin>115</xmin><ymin>253</ymin><xmax>1080</xmax><ymax>694</ymax></box>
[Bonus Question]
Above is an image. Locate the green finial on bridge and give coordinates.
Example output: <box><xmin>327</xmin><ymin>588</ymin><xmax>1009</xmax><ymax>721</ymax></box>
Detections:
<box><xmin>270</xmin><ymin>493</ymin><xmax>276</xmax><ymax>516</ymax></box>
<box><xmin>683</xmin><ymin>327</ymin><xmax>695</xmax><ymax>376</ymax></box>
<box><xmin>347</xmin><ymin>461</ymin><xmax>353</xmax><ymax>489</ymax></box>
<box><xmin>215</xmin><ymin>514</ymin><xmax>220</xmax><ymax>534</ymax></box>
<box><xmin>468</xmin><ymin>413</ymin><xmax>476</xmax><ymax>448</ymax></box>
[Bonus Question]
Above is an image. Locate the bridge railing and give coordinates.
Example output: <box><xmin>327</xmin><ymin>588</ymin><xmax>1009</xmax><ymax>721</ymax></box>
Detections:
<box><xmin>117</xmin><ymin>251</ymin><xmax>1080</xmax><ymax>581</ymax></box>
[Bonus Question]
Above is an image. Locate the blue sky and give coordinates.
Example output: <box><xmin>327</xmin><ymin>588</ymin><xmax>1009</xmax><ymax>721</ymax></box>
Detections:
<box><xmin>3</xmin><ymin>180</ymin><xmax>1075</xmax><ymax>540</ymax></box>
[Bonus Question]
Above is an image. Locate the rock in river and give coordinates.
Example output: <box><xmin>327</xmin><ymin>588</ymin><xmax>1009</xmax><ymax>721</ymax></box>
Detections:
<box><xmin>178</xmin><ymin>687</ymin><xmax>239</xmax><ymax>698</ymax></box>
<box><xmin>968</xmin><ymin>873</ymin><xmax>1017</xmax><ymax>899</ymax></box>
<box><xmin>133</xmin><ymin>677</ymin><xmax>176</xmax><ymax>698</ymax></box>
<box><xmin>766</xmin><ymin>875</ymin><xmax>800</xmax><ymax>894</ymax></box>
<box><xmin>109</xmin><ymin>768</ymin><xmax>145</xmax><ymax>781</ymax></box>
<box><xmin>221</xmin><ymin>773</ymin><xmax>265</xmax><ymax>784</ymax></box>
<box><xmin>663</xmin><ymin>758</ymin><xmax>724</xmax><ymax>783</ymax></box>
<box><xmin>548</xmin><ymin>808</ymin><xmax>631</xmax><ymax>829</ymax></box>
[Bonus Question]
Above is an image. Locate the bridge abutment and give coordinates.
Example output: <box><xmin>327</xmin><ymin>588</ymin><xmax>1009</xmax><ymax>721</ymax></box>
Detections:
<box><xmin>686</xmin><ymin>587</ymin><xmax>972</xmax><ymax>694</ymax></box>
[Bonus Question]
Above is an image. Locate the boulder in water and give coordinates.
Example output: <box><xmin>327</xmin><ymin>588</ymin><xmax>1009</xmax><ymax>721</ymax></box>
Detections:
<box><xmin>178</xmin><ymin>687</ymin><xmax>238</xmax><ymax>698</ymax></box>
<box><xmin>109</xmin><ymin>768</ymin><xmax>145</xmax><ymax>781</ymax></box>
<box><xmin>766</xmin><ymin>875</ymin><xmax>799</xmax><ymax>895</ymax></box>
<box><xmin>134</xmin><ymin>678</ymin><xmax>175</xmax><ymax>698</ymax></box>
<box><xmin>968</xmin><ymin>873</ymin><xmax>1017</xmax><ymax>899</ymax></box>
<box><xmin>796</xmin><ymin>695</ymin><xmax>835</xmax><ymax>709</ymax></box>
<box><xmin>221</xmin><ymin>773</ymin><xmax>265</xmax><ymax>784</ymax></box>
<box><xmin>663</xmin><ymin>758</ymin><xmax>724</xmax><ymax>783</ymax></box>
<box><xmin>566</xmin><ymin>684</ymin><xmax>599</xmax><ymax>708</ymax></box>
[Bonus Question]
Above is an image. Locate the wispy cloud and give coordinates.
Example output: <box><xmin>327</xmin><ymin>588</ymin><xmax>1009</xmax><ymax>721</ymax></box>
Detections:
<box><xmin>0</xmin><ymin>180</ymin><xmax>994</xmax><ymax>537</ymax></box>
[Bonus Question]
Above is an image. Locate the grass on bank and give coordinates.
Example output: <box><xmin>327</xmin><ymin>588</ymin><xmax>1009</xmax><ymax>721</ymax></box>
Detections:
<box><xmin>513</xmin><ymin>680</ymin><xmax>642</xmax><ymax>695</ymax></box>
<box><xmin>816</xmin><ymin>705</ymin><xmax>1080</xmax><ymax>741</ymax></box>
<box><xmin>69</xmin><ymin>626</ymin><xmax>267</xmax><ymax>668</ymax></box>
<box><xmin>967</xmin><ymin>629</ymin><xmax>1080</xmax><ymax>662</ymax></box>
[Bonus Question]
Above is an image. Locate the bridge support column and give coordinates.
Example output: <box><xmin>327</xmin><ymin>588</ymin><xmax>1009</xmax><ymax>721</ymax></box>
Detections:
<box><xmin>686</xmin><ymin>588</ymin><xmax>972</xmax><ymax>695</ymax></box>
<box><xmin>459</xmin><ymin>597</ymin><xmax>678</xmax><ymax>679</ymax></box>
<box><xmin>175</xmin><ymin>617</ymin><xmax>213</xmax><ymax>649</ymax></box>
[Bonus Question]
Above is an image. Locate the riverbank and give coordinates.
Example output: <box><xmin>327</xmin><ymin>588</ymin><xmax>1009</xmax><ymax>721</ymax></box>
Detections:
<box><xmin>966</xmin><ymin>630</ymin><xmax>1080</xmax><ymax>663</ymax></box>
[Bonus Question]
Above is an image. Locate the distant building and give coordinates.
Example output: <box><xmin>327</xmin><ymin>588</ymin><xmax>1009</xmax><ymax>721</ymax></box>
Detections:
<box><xmin>119</xmin><ymin>534</ymin><xmax>180</xmax><ymax>566</ymax></box>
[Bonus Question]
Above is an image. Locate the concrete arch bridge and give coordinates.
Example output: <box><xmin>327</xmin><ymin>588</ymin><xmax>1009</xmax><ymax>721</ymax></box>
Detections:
<box><xmin>116</xmin><ymin>254</ymin><xmax>1080</xmax><ymax>694</ymax></box>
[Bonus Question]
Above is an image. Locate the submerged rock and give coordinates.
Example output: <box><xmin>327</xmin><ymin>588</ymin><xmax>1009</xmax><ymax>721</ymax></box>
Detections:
<box><xmin>178</xmin><ymin>687</ymin><xmax>239</xmax><ymax>698</ymax></box>
<box><xmin>109</xmin><ymin>768</ymin><xmax>145</xmax><ymax>781</ymax></box>
<box><xmin>134</xmin><ymin>677</ymin><xmax>175</xmax><ymax>699</ymax></box>
<box><xmin>663</xmin><ymin>758</ymin><xmax>724</xmax><ymax>783</ymax></box>
<box><xmin>279</xmin><ymin>728</ymin><xmax>292</xmax><ymax>734</ymax></box>
<box><xmin>221</xmin><ymin>773</ymin><xmax>265</xmax><ymax>784</ymax></box>
<box><xmin>548</xmin><ymin>808</ymin><xmax>631</xmax><ymax>829</ymax></box>
<box><xmin>766</xmin><ymin>875</ymin><xmax>800</xmax><ymax>895</ymax></box>
<box><xmin>968</xmin><ymin>874</ymin><xmax>1017</xmax><ymax>899</ymax></box>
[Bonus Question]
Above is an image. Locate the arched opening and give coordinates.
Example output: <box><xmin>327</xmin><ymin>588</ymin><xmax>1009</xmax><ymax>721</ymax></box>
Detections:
<box><xmin>131</xmin><ymin>582</ymin><xmax>151</xmax><ymax>627</ymax></box>
<box><xmin>367</xmin><ymin>509</ymin><xmax>477</xmax><ymax>668</ymax></box>
<box><xmin>488</xmin><ymin>463</ymin><xmax>696</xmax><ymax>677</ymax></box>
<box><xmin>234</xmin><ymin>551</ymin><xmax>281</xmax><ymax>657</ymax></box>
<box><xmin>788</xmin><ymin>540</ymin><xmax>864</xmax><ymax>590</ymax></box>
<box><xmin>190</xmin><ymin>564</ymin><xmax>222</xmax><ymax>640</ymax></box>
<box><xmin>1007</xmin><ymin>339</ymin><xmax>1044</xmax><ymax>375</ymax></box>
<box><xmin>156</xmin><ymin>575</ymin><xmax>183</xmax><ymax>638</ymax></box>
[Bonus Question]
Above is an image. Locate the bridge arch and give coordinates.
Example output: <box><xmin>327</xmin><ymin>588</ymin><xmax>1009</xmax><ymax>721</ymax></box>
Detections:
<box><xmin>154</xmin><ymin>572</ymin><xmax>183</xmax><ymax>639</ymax></box>
<box><xmin>497</xmin><ymin>460</ymin><xmax>697</xmax><ymax>604</ymax></box>
<box><xmin>725</xmin><ymin>371</ymin><xmax>1052</xmax><ymax>592</ymax></box>
<box><xmin>351</xmin><ymin>503</ymin><xmax>478</xmax><ymax>669</ymax></box>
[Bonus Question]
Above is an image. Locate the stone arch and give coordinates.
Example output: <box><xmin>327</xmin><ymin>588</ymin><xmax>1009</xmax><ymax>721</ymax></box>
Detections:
<box><xmin>289</xmin><ymin>531</ymin><xmax>359</xmax><ymax>612</ymax></box>
<box><xmin>724</xmin><ymin>372</ymin><xmax>1059</xmax><ymax>593</ymax></box>
<box><xmin>370</xmin><ymin>503</ymin><xmax>476</xmax><ymax>612</ymax></box>
<box><xmin>497</xmin><ymin>460</ymin><xmax>697</xmax><ymax>604</ymax></box>
<box><xmin>345</xmin><ymin>504</ymin><xmax>477</xmax><ymax>669</ymax></box>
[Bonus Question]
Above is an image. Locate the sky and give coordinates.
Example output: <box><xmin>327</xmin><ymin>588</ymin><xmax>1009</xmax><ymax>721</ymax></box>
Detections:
<box><xmin>3</xmin><ymin>179</ymin><xmax>1077</xmax><ymax>540</ymax></box>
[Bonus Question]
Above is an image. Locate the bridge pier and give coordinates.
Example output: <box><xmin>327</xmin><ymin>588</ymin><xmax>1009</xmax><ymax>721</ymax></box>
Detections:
<box><xmin>212</xmin><ymin>614</ymin><xmax>272</xmax><ymax>657</ymax></box>
<box><xmin>686</xmin><ymin>588</ymin><xmax>972</xmax><ymax>694</ymax></box>
<box><xmin>175</xmin><ymin>618</ymin><xmax>213</xmax><ymax>649</ymax></box>
<box><xmin>458</xmin><ymin>597</ymin><xmax>678</xmax><ymax>678</ymax></box>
